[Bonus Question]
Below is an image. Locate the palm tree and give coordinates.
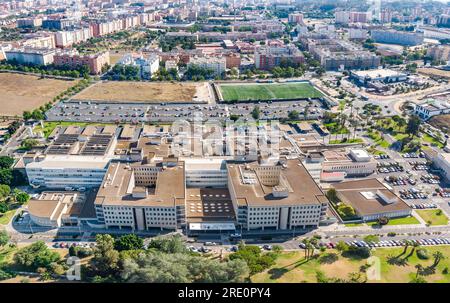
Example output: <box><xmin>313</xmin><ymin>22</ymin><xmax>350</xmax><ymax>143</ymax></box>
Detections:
<box><xmin>402</xmin><ymin>240</ymin><xmax>410</xmax><ymax>255</ymax></box>
<box><xmin>302</xmin><ymin>238</ymin><xmax>310</xmax><ymax>259</ymax></box>
<box><xmin>415</xmin><ymin>264</ymin><xmax>423</xmax><ymax>278</ymax></box>
<box><xmin>432</xmin><ymin>251</ymin><xmax>445</xmax><ymax>268</ymax></box>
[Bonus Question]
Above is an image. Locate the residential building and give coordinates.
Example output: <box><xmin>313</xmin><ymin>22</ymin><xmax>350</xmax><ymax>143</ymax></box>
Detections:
<box><xmin>188</xmin><ymin>56</ymin><xmax>226</xmax><ymax>77</ymax></box>
<box><xmin>17</xmin><ymin>17</ymin><xmax>43</xmax><ymax>28</ymax></box>
<box><xmin>4</xmin><ymin>47</ymin><xmax>56</xmax><ymax>65</ymax></box>
<box><xmin>371</xmin><ymin>29</ymin><xmax>424</xmax><ymax>46</ymax></box>
<box><xmin>427</xmin><ymin>45</ymin><xmax>450</xmax><ymax>63</ymax></box>
<box><xmin>54</xmin><ymin>51</ymin><xmax>110</xmax><ymax>74</ymax></box>
<box><xmin>307</xmin><ymin>38</ymin><xmax>380</xmax><ymax>71</ymax></box>
<box><xmin>254</xmin><ymin>45</ymin><xmax>304</xmax><ymax>70</ymax></box>
<box><xmin>118</xmin><ymin>53</ymin><xmax>160</xmax><ymax>79</ymax></box>
<box><xmin>288</xmin><ymin>13</ymin><xmax>304</xmax><ymax>24</ymax></box>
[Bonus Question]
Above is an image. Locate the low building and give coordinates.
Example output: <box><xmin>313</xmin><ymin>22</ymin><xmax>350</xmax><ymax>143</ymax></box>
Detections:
<box><xmin>319</xmin><ymin>149</ymin><xmax>377</xmax><ymax>181</ymax></box>
<box><xmin>414</xmin><ymin>99</ymin><xmax>450</xmax><ymax>120</ymax></box>
<box><xmin>28</xmin><ymin>191</ymin><xmax>89</xmax><ymax>227</ymax></box>
<box><xmin>332</xmin><ymin>179</ymin><xmax>412</xmax><ymax>221</ymax></box>
<box><xmin>431</xmin><ymin>152</ymin><xmax>450</xmax><ymax>182</ymax></box>
<box><xmin>26</xmin><ymin>155</ymin><xmax>111</xmax><ymax>189</ymax></box>
<box><xmin>350</xmin><ymin>69</ymin><xmax>408</xmax><ymax>85</ymax></box>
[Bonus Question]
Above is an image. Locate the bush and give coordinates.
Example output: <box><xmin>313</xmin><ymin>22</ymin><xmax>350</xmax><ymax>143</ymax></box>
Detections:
<box><xmin>416</xmin><ymin>248</ymin><xmax>429</xmax><ymax>260</ymax></box>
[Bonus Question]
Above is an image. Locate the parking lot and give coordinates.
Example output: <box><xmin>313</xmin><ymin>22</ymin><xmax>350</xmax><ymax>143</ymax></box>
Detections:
<box><xmin>45</xmin><ymin>99</ymin><xmax>326</xmax><ymax>123</ymax></box>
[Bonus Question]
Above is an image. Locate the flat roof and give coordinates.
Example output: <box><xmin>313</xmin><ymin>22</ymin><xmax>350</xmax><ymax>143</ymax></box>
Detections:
<box><xmin>227</xmin><ymin>159</ymin><xmax>328</xmax><ymax>207</ymax></box>
<box><xmin>94</xmin><ymin>160</ymin><xmax>185</xmax><ymax>208</ymax></box>
<box><xmin>332</xmin><ymin>179</ymin><xmax>411</xmax><ymax>216</ymax></box>
<box><xmin>186</xmin><ymin>188</ymin><xmax>236</xmax><ymax>222</ymax></box>
<box><xmin>352</xmin><ymin>69</ymin><xmax>406</xmax><ymax>78</ymax></box>
<box><xmin>26</xmin><ymin>155</ymin><xmax>111</xmax><ymax>169</ymax></box>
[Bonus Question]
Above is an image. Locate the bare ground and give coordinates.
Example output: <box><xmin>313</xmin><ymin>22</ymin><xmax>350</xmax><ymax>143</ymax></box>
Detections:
<box><xmin>0</xmin><ymin>73</ymin><xmax>77</xmax><ymax>116</ymax></box>
<box><xmin>73</xmin><ymin>81</ymin><xmax>211</xmax><ymax>103</ymax></box>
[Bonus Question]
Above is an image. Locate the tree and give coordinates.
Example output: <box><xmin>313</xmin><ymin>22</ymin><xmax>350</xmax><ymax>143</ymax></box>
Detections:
<box><xmin>91</xmin><ymin>234</ymin><xmax>120</xmax><ymax>276</ymax></box>
<box><xmin>415</xmin><ymin>264</ymin><xmax>424</xmax><ymax>278</ymax></box>
<box><xmin>147</xmin><ymin>235</ymin><xmax>187</xmax><ymax>254</ymax></box>
<box><xmin>20</xmin><ymin>138</ymin><xmax>39</xmax><ymax>151</ymax></box>
<box><xmin>13</xmin><ymin>189</ymin><xmax>30</xmax><ymax>204</ymax></box>
<box><xmin>406</xmin><ymin>115</ymin><xmax>421</xmax><ymax>138</ymax></box>
<box><xmin>13</xmin><ymin>241</ymin><xmax>61</xmax><ymax>271</ymax></box>
<box><xmin>0</xmin><ymin>184</ymin><xmax>11</xmax><ymax>199</ymax></box>
<box><xmin>229</xmin><ymin>244</ymin><xmax>277</xmax><ymax>275</ymax></box>
<box><xmin>251</xmin><ymin>106</ymin><xmax>260</xmax><ymax>120</ymax></box>
<box><xmin>0</xmin><ymin>156</ymin><xmax>14</xmax><ymax>169</ymax></box>
<box><xmin>114</xmin><ymin>234</ymin><xmax>144</xmax><ymax>251</ymax></box>
<box><xmin>0</xmin><ymin>169</ymin><xmax>13</xmax><ymax>185</ymax></box>
<box><xmin>326</xmin><ymin>188</ymin><xmax>339</xmax><ymax>203</ymax></box>
<box><xmin>288</xmin><ymin>110</ymin><xmax>300</xmax><ymax>120</ymax></box>
<box><xmin>336</xmin><ymin>241</ymin><xmax>349</xmax><ymax>253</ymax></box>
<box><xmin>432</xmin><ymin>251</ymin><xmax>445</xmax><ymax>268</ymax></box>
<box><xmin>0</xmin><ymin>230</ymin><xmax>9</xmax><ymax>247</ymax></box>
<box><xmin>363</xmin><ymin>235</ymin><xmax>379</xmax><ymax>243</ymax></box>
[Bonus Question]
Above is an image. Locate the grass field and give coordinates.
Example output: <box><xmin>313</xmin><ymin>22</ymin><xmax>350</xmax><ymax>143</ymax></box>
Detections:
<box><xmin>74</xmin><ymin>81</ymin><xmax>210</xmax><ymax>103</ymax></box>
<box><xmin>416</xmin><ymin>210</ymin><xmax>449</xmax><ymax>226</ymax></box>
<box><xmin>251</xmin><ymin>246</ymin><xmax>450</xmax><ymax>283</ymax></box>
<box><xmin>219</xmin><ymin>82</ymin><xmax>323</xmax><ymax>102</ymax></box>
<box><xmin>0</xmin><ymin>73</ymin><xmax>77</xmax><ymax>116</ymax></box>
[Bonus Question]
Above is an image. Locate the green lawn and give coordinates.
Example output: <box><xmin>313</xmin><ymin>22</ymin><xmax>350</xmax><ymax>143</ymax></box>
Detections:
<box><xmin>416</xmin><ymin>210</ymin><xmax>449</xmax><ymax>226</ymax></box>
<box><xmin>251</xmin><ymin>246</ymin><xmax>450</xmax><ymax>283</ymax></box>
<box><xmin>219</xmin><ymin>82</ymin><xmax>323</xmax><ymax>102</ymax></box>
<box><xmin>329</xmin><ymin>138</ymin><xmax>363</xmax><ymax>144</ymax></box>
<box><xmin>422</xmin><ymin>133</ymin><xmax>445</xmax><ymax>148</ymax></box>
<box><xmin>0</xmin><ymin>209</ymin><xmax>16</xmax><ymax>225</ymax></box>
<box><xmin>367</xmin><ymin>216</ymin><xmax>420</xmax><ymax>226</ymax></box>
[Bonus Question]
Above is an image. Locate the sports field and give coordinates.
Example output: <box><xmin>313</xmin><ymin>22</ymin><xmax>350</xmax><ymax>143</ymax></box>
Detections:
<box><xmin>219</xmin><ymin>82</ymin><xmax>323</xmax><ymax>102</ymax></box>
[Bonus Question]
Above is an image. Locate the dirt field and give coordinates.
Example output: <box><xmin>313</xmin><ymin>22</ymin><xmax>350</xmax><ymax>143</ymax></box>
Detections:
<box><xmin>0</xmin><ymin>73</ymin><xmax>77</xmax><ymax>116</ymax></box>
<box><xmin>429</xmin><ymin>114</ymin><xmax>450</xmax><ymax>135</ymax></box>
<box><xmin>418</xmin><ymin>68</ymin><xmax>450</xmax><ymax>79</ymax></box>
<box><xmin>73</xmin><ymin>81</ymin><xmax>211</xmax><ymax>103</ymax></box>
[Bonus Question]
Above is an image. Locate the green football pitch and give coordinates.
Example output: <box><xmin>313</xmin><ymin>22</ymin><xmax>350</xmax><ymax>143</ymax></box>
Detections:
<box><xmin>219</xmin><ymin>82</ymin><xmax>323</xmax><ymax>102</ymax></box>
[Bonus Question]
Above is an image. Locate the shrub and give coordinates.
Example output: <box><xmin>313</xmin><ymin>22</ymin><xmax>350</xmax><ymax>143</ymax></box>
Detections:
<box><xmin>416</xmin><ymin>248</ymin><xmax>429</xmax><ymax>260</ymax></box>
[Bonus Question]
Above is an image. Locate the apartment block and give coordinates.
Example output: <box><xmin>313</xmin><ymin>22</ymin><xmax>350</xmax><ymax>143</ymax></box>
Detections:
<box><xmin>254</xmin><ymin>45</ymin><xmax>304</xmax><ymax>70</ymax></box>
<box><xmin>427</xmin><ymin>45</ymin><xmax>450</xmax><ymax>62</ymax></box>
<box><xmin>54</xmin><ymin>51</ymin><xmax>110</xmax><ymax>74</ymax></box>
<box><xmin>118</xmin><ymin>53</ymin><xmax>160</xmax><ymax>79</ymax></box>
<box><xmin>5</xmin><ymin>47</ymin><xmax>55</xmax><ymax>65</ymax></box>
<box><xmin>188</xmin><ymin>56</ymin><xmax>226</xmax><ymax>77</ymax></box>
<box><xmin>288</xmin><ymin>13</ymin><xmax>304</xmax><ymax>24</ymax></box>
<box><xmin>371</xmin><ymin>29</ymin><xmax>424</xmax><ymax>46</ymax></box>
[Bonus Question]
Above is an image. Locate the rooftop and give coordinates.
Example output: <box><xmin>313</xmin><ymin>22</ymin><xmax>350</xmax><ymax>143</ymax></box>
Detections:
<box><xmin>332</xmin><ymin>179</ymin><xmax>411</xmax><ymax>216</ymax></box>
<box><xmin>227</xmin><ymin>159</ymin><xmax>328</xmax><ymax>207</ymax></box>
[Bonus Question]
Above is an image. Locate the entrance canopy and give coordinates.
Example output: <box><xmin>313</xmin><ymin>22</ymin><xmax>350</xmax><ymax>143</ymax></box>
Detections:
<box><xmin>189</xmin><ymin>222</ymin><xmax>236</xmax><ymax>231</ymax></box>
